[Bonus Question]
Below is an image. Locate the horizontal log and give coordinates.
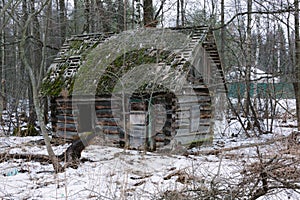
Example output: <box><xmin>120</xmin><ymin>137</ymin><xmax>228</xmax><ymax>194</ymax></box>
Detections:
<box><xmin>102</xmin><ymin>126</ymin><xmax>121</xmax><ymax>134</ymax></box>
<box><xmin>200</xmin><ymin>105</ymin><xmax>212</xmax><ymax>110</ymax></box>
<box><xmin>57</xmin><ymin>122</ymin><xmax>76</xmax><ymax>128</ymax></box>
<box><xmin>57</xmin><ymin>127</ymin><xmax>77</xmax><ymax>132</ymax></box>
<box><xmin>57</xmin><ymin>119</ymin><xmax>76</xmax><ymax>124</ymax></box>
<box><xmin>131</xmin><ymin>104</ymin><xmax>147</xmax><ymax>111</ymax></box>
<box><xmin>56</xmin><ymin>109</ymin><xmax>74</xmax><ymax>115</ymax></box>
<box><xmin>97</xmin><ymin>117</ymin><xmax>120</xmax><ymax>122</ymax></box>
<box><xmin>96</xmin><ymin>113</ymin><xmax>121</xmax><ymax>118</ymax></box>
<box><xmin>96</xmin><ymin>120</ymin><xmax>118</xmax><ymax>126</ymax></box>
<box><xmin>103</xmin><ymin>129</ymin><xmax>120</xmax><ymax>134</ymax></box>
<box><xmin>95</xmin><ymin>104</ymin><xmax>120</xmax><ymax>109</ymax></box>
<box><xmin>95</xmin><ymin>97</ymin><xmax>123</xmax><ymax>102</ymax></box>
<box><xmin>95</xmin><ymin>109</ymin><xmax>121</xmax><ymax>118</ymax></box>
<box><xmin>56</xmin><ymin>115</ymin><xmax>77</xmax><ymax>123</ymax></box>
<box><xmin>200</xmin><ymin>112</ymin><xmax>211</xmax><ymax>119</ymax></box>
<box><xmin>95</xmin><ymin>109</ymin><xmax>121</xmax><ymax>113</ymax></box>
<box><xmin>56</xmin><ymin>105</ymin><xmax>74</xmax><ymax>110</ymax></box>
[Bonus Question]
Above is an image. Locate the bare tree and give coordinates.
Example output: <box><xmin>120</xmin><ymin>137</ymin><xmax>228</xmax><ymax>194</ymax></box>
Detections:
<box><xmin>59</xmin><ymin>0</ymin><xmax>67</xmax><ymax>45</ymax></box>
<box><xmin>0</xmin><ymin>0</ymin><xmax>9</xmax><ymax>121</ymax></box>
<box><xmin>176</xmin><ymin>0</ymin><xmax>185</xmax><ymax>27</ymax></box>
<box><xmin>244</xmin><ymin>0</ymin><xmax>252</xmax><ymax>118</ymax></box>
<box><xmin>83</xmin><ymin>0</ymin><xmax>91</xmax><ymax>32</ymax></box>
<box><xmin>294</xmin><ymin>0</ymin><xmax>300</xmax><ymax>131</ymax></box>
<box><xmin>19</xmin><ymin>0</ymin><xmax>63</xmax><ymax>173</ymax></box>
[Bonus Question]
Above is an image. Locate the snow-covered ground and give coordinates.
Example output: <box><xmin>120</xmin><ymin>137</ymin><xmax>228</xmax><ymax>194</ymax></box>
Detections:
<box><xmin>0</xmin><ymin>137</ymin><xmax>228</xmax><ymax>199</ymax></box>
<box><xmin>0</xmin><ymin>99</ymin><xmax>299</xmax><ymax>199</ymax></box>
<box><xmin>0</xmin><ymin>135</ymin><xmax>299</xmax><ymax>200</ymax></box>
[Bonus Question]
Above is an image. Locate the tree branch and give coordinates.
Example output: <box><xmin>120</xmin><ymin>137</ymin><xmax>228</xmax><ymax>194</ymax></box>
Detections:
<box><xmin>213</xmin><ymin>8</ymin><xmax>298</xmax><ymax>31</ymax></box>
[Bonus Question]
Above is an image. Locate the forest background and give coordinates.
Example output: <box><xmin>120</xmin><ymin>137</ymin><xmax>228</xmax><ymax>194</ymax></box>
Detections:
<box><xmin>0</xmin><ymin>0</ymin><xmax>300</xmax><ymax>172</ymax></box>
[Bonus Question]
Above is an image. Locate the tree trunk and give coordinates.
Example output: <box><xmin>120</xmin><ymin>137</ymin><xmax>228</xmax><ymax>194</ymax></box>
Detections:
<box><xmin>117</xmin><ymin>0</ymin><xmax>125</xmax><ymax>31</ymax></box>
<box><xmin>40</xmin><ymin>1</ymin><xmax>52</xmax><ymax>125</ymax></box>
<box><xmin>176</xmin><ymin>0</ymin><xmax>180</xmax><ymax>27</ymax></box>
<box><xmin>131</xmin><ymin>0</ymin><xmax>135</xmax><ymax>29</ymax></box>
<box><xmin>83</xmin><ymin>0</ymin><xmax>90</xmax><ymax>33</ymax></box>
<box><xmin>124</xmin><ymin>0</ymin><xmax>127</xmax><ymax>31</ymax></box>
<box><xmin>59</xmin><ymin>0</ymin><xmax>66</xmax><ymax>45</ymax></box>
<box><xmin>28</xmin><ymin>83</ymin><xmax>37</xmax><ymax>127</ymax></box>
<box><xmin>0</xmin><ymin>15</ymin><xmax>6</xmax><ymax>122</ymax></box>
<box><xmin>244</xmin><ymin>0</ymin><xmax>252</xmax><ymax>117</ymax></box>
<box><xmin>27</xmin><ymin>0</ymin><xmax>42</xmax><ymax>129</ymax></box>
<box><xmin>143</xmin><ymin>0</ymin><xmax>154</xmax><ymax>27</ymax></box>
<box><xmin>294</xmin><ymin>0</ymin><xmax>300</xmax><ymax>131</ymax></box>
<box><xmin>136</xmin><ymin>0</ymin><xmax>142</xmax><ymax>27</ymax></box>
<box><xmin>20</xmin><ymin>1</ymin><xmax>63</xmax><ymax>173</ymax></box>
<box><xmin>180</xmin><ymin>0</ymin><xmax>185</xmax><ymax>27</ymax></box>
<box><xmin>105</xmin><ymin>0</ymin><xmax>114</xmax><ymax>31</ymax></box>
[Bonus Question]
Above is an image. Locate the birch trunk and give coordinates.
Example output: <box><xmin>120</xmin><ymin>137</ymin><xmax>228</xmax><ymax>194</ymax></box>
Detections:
<box><xmin>20</xmin><ymin>1</ymin><xmax>63</xmax><ymax>173</ymax></box>
<box><xmin>244</xmin><ymin>0</ymin><xmax>252</xmax><ymax>117</ymax></box>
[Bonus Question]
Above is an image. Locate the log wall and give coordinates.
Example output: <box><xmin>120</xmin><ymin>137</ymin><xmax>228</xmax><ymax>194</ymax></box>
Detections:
<box><xmin>51</xmin><ymin>84</ymin><xmax>212</xmax><ymax>150</ymax></box>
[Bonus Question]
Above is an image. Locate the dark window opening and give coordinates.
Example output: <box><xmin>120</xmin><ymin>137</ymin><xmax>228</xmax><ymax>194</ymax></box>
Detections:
<box><xmin>78</xmin><ymin>104</ymin><xmax>93</xmax><ymax>132</ymax></box>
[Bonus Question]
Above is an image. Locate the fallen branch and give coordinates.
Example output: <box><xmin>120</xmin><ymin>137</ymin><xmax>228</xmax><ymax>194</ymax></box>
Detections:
<box><xmin>0</xmin><ymin>152</ymin><xmax>51</xmax><ymax>163</ymax></box>
<box><xmin>0</xmin><ymin>133</ymin><xmax>98</xmax><ymax>170</ymax></box>
<box><xmin>192</xmin><ymin>132</ymin><xmax>299</xmax><ymax>156</ymax></box>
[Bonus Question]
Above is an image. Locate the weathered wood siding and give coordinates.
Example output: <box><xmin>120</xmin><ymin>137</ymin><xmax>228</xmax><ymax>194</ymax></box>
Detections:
<box><xmin>51</xmin><ymin>83</ymin><xmax>212</xmax><ymax>149</ymax></box>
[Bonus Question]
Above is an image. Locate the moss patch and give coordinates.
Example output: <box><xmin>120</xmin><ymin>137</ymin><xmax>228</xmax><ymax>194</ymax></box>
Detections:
<box><xmin>96</xmin><ymin>48</ymin><xmax>175</xmax><ymax>95</ymax></box>
<box><xmin>42</xmin><ymin>29</ymin><xmax>193</xmax><ymax>97</ymax></box>
<box><xmin>41</xmin><ymin>64</ymin><xmax>70</xmax><ymax>96</ymax></box>
<box><xmin>41</xmin><ymin>38</ymin><xmax>101</xmax><ymax>97</ymax></box>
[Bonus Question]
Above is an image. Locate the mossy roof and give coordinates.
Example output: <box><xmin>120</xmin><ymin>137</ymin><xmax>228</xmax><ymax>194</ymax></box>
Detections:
<box><xmin>41</xmin><ymin>26</ymin><xmax>225</xmax><ymax>97</ymax></box>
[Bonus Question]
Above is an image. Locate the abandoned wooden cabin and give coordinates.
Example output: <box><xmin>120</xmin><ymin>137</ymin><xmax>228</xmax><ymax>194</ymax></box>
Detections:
<box><xmin>41</xmin><ymin>26</ymin><xmax>227</xmax><ymax>151</ymax></box>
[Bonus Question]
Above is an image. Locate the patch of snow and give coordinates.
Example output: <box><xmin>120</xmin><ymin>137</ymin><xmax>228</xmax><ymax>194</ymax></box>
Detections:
<box><xmin>0</xmin><ymin>98</ymin><xmax>299</xmax><ymax>199</ymax></box>
<box><xmin>0</xmin><ymin>135</ymin><xmax>299</xmax><ymax>199</ymax></box>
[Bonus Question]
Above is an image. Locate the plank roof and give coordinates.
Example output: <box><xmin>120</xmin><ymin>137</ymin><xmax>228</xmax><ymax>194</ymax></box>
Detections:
<box><xmin>41</xmin><ymin>26</ymin><xmax>226</xmax><ymax>97</ymax></box>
